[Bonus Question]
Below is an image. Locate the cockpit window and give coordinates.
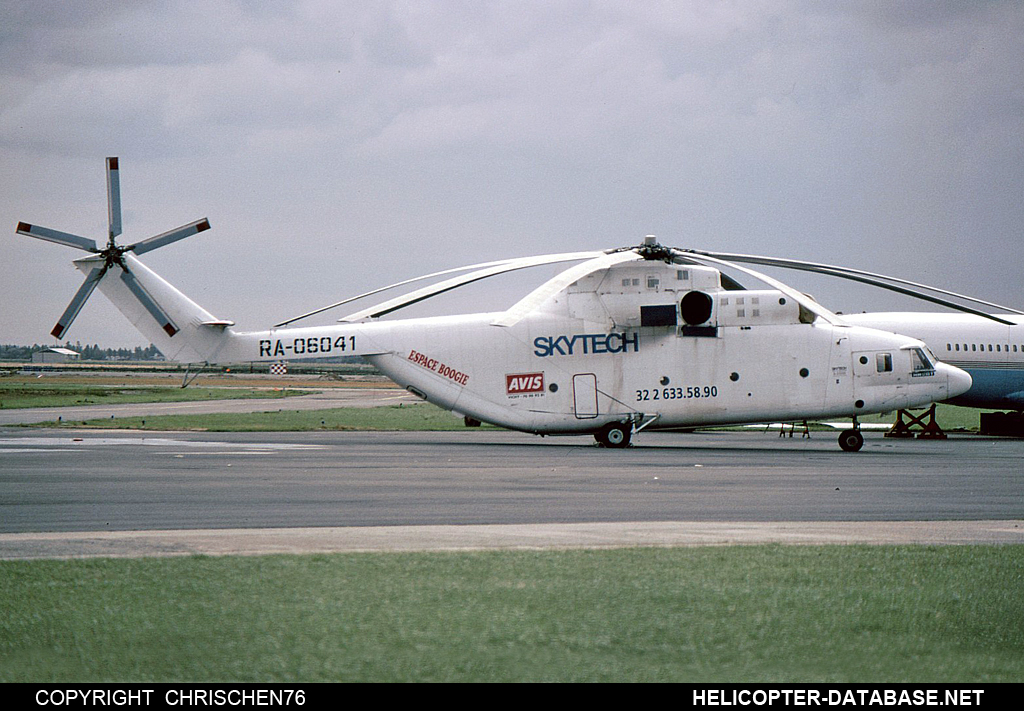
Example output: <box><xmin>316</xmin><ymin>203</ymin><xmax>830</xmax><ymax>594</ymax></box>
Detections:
<box><xmin>910</xmin><ymin>347</ymin><xmax>936</xmax><ymax>376</ymax></box>
<box><xmin>876</xmin><ymin>353</ymin><xmax>893</xmax><ymax>373</ymax></box>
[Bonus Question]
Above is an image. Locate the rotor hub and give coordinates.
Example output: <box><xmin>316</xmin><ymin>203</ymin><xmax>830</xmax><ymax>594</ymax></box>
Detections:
<box><xmin>634</xmin><ymin>236</ymin><xmax>674</xmax><ymax>262</ymax></box>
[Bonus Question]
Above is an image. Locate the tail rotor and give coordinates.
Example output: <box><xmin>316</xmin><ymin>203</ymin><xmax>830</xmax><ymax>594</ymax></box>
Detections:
<box><xmin>15</xmin><ymin>157</ymin><xmax>211</xmax><ymax>339</ymax></box>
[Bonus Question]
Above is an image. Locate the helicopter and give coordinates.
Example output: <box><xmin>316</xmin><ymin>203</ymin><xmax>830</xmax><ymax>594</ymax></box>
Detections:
<box><xmin>16</xmin><ymin>158</ymin><xmax>973</xmax><ymax>451</ymax></box>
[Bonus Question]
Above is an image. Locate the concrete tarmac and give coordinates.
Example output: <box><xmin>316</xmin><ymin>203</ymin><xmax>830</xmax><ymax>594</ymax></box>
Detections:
<box><xmin>2</xmin><ymin>427</ymin><xmax>1022</xmax><ymax>559</ymax></box>
<box><xmin>2</xmin><ymin>520</ymin><xmax>1021</xmax><ymax>560</ymax></box>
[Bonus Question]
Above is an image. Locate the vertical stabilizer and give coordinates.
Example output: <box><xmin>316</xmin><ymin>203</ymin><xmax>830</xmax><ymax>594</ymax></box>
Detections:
<box><xmin>85</xmin><ymin>253</ymin><xmax>231</xmax><ymax>363</ymax></box>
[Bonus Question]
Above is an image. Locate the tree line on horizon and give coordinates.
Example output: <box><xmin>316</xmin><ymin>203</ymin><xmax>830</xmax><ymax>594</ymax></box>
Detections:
<box><xmin>0</xmin><ymin>343</ymin><xmax>164</xmax><ymax>361</ymax></box>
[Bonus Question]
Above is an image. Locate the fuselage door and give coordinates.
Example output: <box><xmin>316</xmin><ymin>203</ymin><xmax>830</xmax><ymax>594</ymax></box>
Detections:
<box><xmin>573</xmin><ymin>373</ymin><xmax>599</xmax><ymax>419</ymax></box>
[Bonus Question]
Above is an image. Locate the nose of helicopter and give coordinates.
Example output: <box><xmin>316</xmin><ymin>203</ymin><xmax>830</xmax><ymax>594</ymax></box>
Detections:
<box><xmin>940</xmin><ymin>362</ymin><xmax>973</xmax><ymax>400</ymax></box>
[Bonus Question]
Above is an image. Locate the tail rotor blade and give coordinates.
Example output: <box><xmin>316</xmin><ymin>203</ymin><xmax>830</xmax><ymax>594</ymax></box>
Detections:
<box><xmin>106</xmin><ymin>157</ymin><xmax>122</xmax><ymax>240</ymax></box>
<box><xmin>51</xmin><ymin>266</ymin><xmax>106</xmax><ymax>339</ymax></box>
<box><xmin>119</xmin><ymin>267</ymin><xmax>179</xmax><ymax>337</ymax></box>
<box><xmin>17</xmin><ymin>222</ymin><xmax>99</xmax><ymax>252</ymax></box>
<box><xmin>128</xmin><ymin>218</ymin><xmax>211</xmax><ymax>255</ymax></box>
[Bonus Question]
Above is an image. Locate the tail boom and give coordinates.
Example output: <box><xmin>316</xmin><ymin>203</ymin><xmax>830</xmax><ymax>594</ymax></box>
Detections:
<box><xmin>89</xmin><ymin>253</ymin><xmax>389</xmax><ymax>364</ymax></box>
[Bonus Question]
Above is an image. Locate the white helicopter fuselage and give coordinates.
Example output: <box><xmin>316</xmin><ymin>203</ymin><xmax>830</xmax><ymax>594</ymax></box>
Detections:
<box><xmin>845</xmin><ymin>312</ymin><xmax>1024</xmax><ymax>410</ymax></box>
<box><xmin>91</xmin><ymin>252</ymin><xmax>970</xmax><ymax>438</ymax></box>
<box><xmin>359</xmin><ymin>312</ymin><xmax>962</xmax><ymax>435</ymax></box>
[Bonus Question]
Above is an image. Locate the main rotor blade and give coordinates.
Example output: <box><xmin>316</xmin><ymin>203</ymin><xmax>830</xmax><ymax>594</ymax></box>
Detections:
<box><xmin>106</xmin><ymin>157</ymin><xmax>122</xmax><ymax>240</ymax></box>
<box><xmin>51</xmin><ymin>265</ymin><xmax>106</xmax><ymax>339</ymax></box>
<box><xmin>16</xmin><ymin>222</ymin><xmax>98</xmax><ymax>252</ymax></box>
<box><xmin>685</xmin><ymin>250</ymin><xmax>1020</xmax><ymax>326</ymax></box>
<box><xmin>119</xmin><ymin>267</ymin><xmax>179</xmax><ymax>337</ymax></box>
<box><xmin>671</xmin><ymin>249</ymin><xmax>844</xmax><ymax>325</ymax></box>
<box><xmin>339</xmin><ymin>251</ymin><xmax>609</xmax><ymax>323</ymax></box>
<box><xmin>492</xmin><ymin>251</ymin><xmax>642</xmax><ymax>327</ymax></box>
<box><xmin>275</xmin><ymin>251</ymin><xmax>604</xmax><ymax>327</ymax></box>
<box><xmin>127</xmin><ymin>218</ymin><xmax>211</xmax><ymax>255</ymax></box>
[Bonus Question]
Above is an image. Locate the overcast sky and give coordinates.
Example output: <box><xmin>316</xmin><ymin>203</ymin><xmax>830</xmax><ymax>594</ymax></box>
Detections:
<box><xmin>2</xmin><ymin>1</ymin><xmax>1023</xmax><ymax>347</ymax></box>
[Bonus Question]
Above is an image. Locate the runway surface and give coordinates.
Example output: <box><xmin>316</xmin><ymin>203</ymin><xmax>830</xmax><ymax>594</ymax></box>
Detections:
<box><xmin>2</xmin><ymin>427</ymin><xmax>1022</xmax><ymax>558</ymax></box>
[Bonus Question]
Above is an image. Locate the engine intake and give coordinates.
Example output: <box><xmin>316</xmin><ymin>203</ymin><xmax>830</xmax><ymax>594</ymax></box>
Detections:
<box><xmin>680</xmin><ymin>290</ymin><xmax>714</xmax><ymax>326</ymax></box>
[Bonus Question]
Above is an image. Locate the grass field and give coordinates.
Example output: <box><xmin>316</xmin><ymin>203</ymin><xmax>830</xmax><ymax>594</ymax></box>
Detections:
<box><xmin>0</xmin><ymin>380</ymin><xmax>306</xmax><ymax>410</ymax></box>
<box><xmin>1</xmin><ymin>545</ymin><xmax>1021</xmax><ymax>682</ymax></box>
<box><xmin>23</xmin><ymin>401</ymin><xmax>986</xmax><ymax>434</ymax></box>
<box><xmin>27</xmin><ymin>402</ymin><xmax>489</xmax><ymax>431</ymax></box>
<box><xmin>857</xmin><ymin>405</ymin><xmax>982</xmax><ymax>432</ymax></box>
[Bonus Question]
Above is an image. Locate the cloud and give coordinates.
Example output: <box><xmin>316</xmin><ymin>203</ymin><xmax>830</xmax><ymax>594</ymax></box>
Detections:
<box><xmin>2</xmin><ymin>1</ymin><xmax>1024</xmax><ymax>346</ymax></box>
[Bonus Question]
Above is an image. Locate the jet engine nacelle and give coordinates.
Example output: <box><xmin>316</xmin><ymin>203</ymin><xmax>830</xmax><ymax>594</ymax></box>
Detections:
<box><xmin>716</xmin><ymin>290</ymin><xmax>804</xmax><ymax>327</ymax></box>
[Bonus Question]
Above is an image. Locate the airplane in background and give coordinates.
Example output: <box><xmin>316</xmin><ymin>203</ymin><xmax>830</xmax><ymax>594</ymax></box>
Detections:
<box><xmin>15</xmin><ymin>158</ymin><xmax>973</xmax><ymax>452</ymax></box>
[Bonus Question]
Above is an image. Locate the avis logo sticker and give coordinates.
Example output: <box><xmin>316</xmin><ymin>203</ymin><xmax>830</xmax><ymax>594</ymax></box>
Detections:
<box><xmin>506</xmin><ymin>372</ymin><xmax>544</xmax><ymax>397</ymax></box>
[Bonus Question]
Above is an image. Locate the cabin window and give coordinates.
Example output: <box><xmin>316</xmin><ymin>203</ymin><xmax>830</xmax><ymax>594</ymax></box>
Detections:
<box><xmin>646</xmin><ymin>277</ymin><xmax>659</xmax><ymax>289</ymax></box>
<box><xmin>997</xmin><ymin>345</ymin><xmax>1001</xmax><ymax>352</ymax></box>
<box><xmin>988</xmin><ymin>344</ymin><xmax>993</xmax><ymax>352</ymax></box>
<box><xmin>876</xmin><ymin>353</ymin><xmax>893</xmax><ymax>373</ymax></box>
<box><xmin>677</xmin><ymin>270</ymin><xmax>689</xmax><ymax>280</ymax></box>
<box><xmin>954</xmin><ymin>344</ymin><xmax>959</xmax><ymax>351</ymax></box>
<box><xmin>948</xmin><ymin>344</ymin><xmax>953</xmax><ymax>351</ymax></box>
<box><xmin>972</xmin><ymin>344</ymin><xmax>977</xmax><ymax>352</ymax></box>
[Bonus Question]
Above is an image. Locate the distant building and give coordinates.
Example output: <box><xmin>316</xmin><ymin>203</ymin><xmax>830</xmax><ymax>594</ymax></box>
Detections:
<box><xmin>31</xmin><ymin>347</ymin><xmax>81</xmax><ymax>364</ymax></box>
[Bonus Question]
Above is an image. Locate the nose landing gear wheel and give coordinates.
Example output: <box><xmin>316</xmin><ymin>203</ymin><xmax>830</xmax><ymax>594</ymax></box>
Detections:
<box><xmin>838</xmin><ymin>429</ymin><xmax>864</xmax><ymax>452</ymax></box>
<box><xmin>596</xmin><ymin>422</ymin><xmax>632</xmax><ymax>448</ymax></box>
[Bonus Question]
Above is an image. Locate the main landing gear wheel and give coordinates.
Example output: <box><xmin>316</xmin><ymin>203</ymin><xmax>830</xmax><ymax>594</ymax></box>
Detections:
<box><xmin>596</xmin><ymin>422</ymin><xmax>632</xmax><ymax>448</ymax></box>
<box><xmin>838</xmin><ymin>429</ymin><xmax>864</xmax><ymax>452</ymax></box>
